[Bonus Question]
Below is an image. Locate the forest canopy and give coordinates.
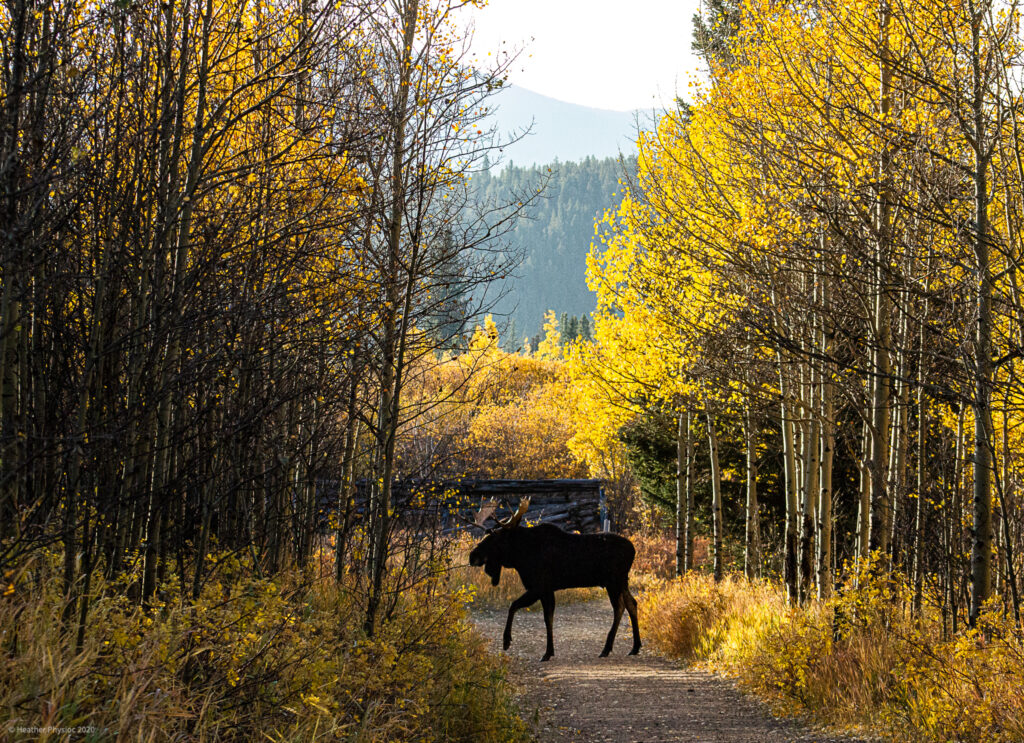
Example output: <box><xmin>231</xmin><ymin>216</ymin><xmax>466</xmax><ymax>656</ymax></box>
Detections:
<box><xmin>571</xmin><ymin>0</ymin><xmax>1024</xmax><ymax>624</ymax></box>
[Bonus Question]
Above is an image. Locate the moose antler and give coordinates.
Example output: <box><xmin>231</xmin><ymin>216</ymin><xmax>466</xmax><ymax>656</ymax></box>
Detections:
<box><xmin>499</xmin><ymin>497</ymin><xmax>531</xmax><ymax>529</ymax></box>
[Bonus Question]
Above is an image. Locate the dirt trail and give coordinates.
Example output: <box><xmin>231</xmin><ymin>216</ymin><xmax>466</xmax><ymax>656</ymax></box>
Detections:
<box><xmin>472</xmin><ymin>599</ymin><xmax>869</xmax><ymax>743</ymax></box>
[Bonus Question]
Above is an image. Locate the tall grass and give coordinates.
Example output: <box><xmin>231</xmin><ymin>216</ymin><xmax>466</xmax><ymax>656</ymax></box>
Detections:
<box><xmin>640</xmin><ymin>567</ymin><xmax>1024</xmax><ymax>742</ymax></box>
<box><xmin>1</xmin><ymin>549</ymin><xmax>528</xmax><ymax>742</ymax></box>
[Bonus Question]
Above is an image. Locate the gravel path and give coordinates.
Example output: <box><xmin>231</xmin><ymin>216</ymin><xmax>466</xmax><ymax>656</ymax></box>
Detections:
<box><xmin>472</xmin><ymin>599</ymin><xmax>871</xmax><ymax>743</ymax></box>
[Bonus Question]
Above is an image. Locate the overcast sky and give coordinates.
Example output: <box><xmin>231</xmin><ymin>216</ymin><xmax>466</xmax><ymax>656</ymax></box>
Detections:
<box><xmin>464</xmin><ymin>0</ymin><xmax>705</xmax><ymax>112</ymax></box>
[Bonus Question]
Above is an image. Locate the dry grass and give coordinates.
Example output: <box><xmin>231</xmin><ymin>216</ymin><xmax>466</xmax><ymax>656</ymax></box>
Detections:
<box><xmin>1</xmin><ymin>549</ymin><xmax>528</xmax><ymax>743</ymax></box>
<box><xmin>639</xmin><ymin>565</ymin><xmax>1024</xmax><ymax>743</ymax></box>
<box><xmin>639</xmin><ymin>573</ymin><xmax>784</xmax><ymax>661</ymax></box>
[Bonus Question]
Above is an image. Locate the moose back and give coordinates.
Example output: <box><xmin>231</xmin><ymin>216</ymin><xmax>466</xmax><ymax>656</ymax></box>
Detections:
<box><xmin>469</xmin><ymin>517</ymin><xmax>641</xmax><ymax>661</ymax></box>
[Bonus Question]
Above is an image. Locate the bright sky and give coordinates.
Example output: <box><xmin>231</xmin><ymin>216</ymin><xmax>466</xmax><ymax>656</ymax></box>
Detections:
<box><xmin>465</xmin><ymin>0</ymin><xmax>706</xmax><ymax>112</ymax></box>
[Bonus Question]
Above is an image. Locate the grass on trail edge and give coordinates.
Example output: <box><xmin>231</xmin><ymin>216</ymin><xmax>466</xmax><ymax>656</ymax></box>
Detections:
<box><xmin>1</xmin><ymin>548</ymin><xmax>529</xmax><ymax>743</ymax></box>
<box><xmin>640</xmin><ymin>565</ymin><xmax>1024</xmax><ymax>743</ymax></box>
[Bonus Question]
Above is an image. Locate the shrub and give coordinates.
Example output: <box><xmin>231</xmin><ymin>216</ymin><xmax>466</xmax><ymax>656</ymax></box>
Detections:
<box><xmin>1</xmin><ymin>549</ymin><xmax>528</xmax><ymax>742</ymax></box>
<box><xmin>640</xmin><ymin>566</ymin><xmax>1024</xmax><ymax>743</ymax></box>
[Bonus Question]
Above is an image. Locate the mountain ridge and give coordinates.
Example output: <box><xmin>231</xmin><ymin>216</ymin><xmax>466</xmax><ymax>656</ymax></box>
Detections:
<box><xmin>487</xmin><ymin>86</ymin><xmax>641</xmax><ymax>168</ymax></box>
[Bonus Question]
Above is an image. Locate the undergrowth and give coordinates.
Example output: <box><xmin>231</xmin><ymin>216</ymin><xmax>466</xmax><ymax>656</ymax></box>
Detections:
<box><xmin>640</xmin><ymin>566</ymin><xmax>1024</xmax><ymax>742</ymax></box>
<box><xmin>1</xmin><ymin>549</ymin><xmax>528</xmax><ymax>742</ymax></box>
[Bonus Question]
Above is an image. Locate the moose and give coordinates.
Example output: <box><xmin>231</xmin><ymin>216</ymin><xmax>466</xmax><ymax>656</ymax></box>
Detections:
<box><xmin>468</xmin><ymin>498</ymin><xmax>641</xmax><ymax>661</ymax></box>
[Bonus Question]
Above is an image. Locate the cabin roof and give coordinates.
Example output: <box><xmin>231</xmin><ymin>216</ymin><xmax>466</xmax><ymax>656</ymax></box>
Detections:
<box><xmin>321</xmin><ymin>477</ymin><xmax>608</xmax><ymax>533</ymax></box>
<box><xmin>460</xmin><ymin>478</ymin><xmax>604</xmax><ymax>494</ymax></box>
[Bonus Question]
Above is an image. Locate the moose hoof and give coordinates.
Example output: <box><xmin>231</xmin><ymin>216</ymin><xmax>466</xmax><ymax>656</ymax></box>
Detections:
<box><xmin>541</xmin><ymin>654</ymin><xmax>553</xmax><ymax>662</ymax></box>
<box><xmin>503</xmin><ymin>638</ymin><xmax>511</xmax><ymax>651</ymax></box>
<box><xmin>629</xmin><ymin>646</ymin><xmax>641</xmax><ymax>656</ymax></box>
<box><xmin>599</xmin><ymin>649</ymin><xmax>611</xmax><ymax>658</ymax></box>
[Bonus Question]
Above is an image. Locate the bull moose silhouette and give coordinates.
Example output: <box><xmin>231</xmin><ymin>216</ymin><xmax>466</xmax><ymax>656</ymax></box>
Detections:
<box><xmin>469</xmin><ymin>498</ymin><xmax>641</xmax><ymax>661</ymax></box>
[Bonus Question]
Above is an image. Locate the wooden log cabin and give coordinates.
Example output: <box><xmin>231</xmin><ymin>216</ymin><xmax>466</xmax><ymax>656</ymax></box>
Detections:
<box><xmin>323</xmin><ymin>478</ymin><xmax>607</xmax><ymax>535</ymax></box>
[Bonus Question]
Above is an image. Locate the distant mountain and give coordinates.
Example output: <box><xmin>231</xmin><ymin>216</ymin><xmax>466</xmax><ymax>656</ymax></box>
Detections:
<box><xmin>487</xmin><ymin>86</ymin><xmax>640</xmax><ymax>168</ymax></box>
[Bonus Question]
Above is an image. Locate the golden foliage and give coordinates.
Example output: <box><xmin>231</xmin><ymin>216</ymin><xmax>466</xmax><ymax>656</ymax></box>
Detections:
<box><xmin>0</xmin><ymin>550</ymin><xmax>527</xmax><ymax>742</ymax></box>
<box><xmin>640</xmin><ymin>567</ymin><xmax>1024</xmax><ymax>742</ymax></box>
<box><xmin>402</xmin><ymin>319</ymin><xmax>587</xmax><ymax>479</ymax></box>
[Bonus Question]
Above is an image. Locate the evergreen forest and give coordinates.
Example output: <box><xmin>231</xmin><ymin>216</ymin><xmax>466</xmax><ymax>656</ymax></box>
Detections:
<box><xmin>476</xmin><ymin>156</ymin><xmax>634</xmax><ymax>343</ymax></box>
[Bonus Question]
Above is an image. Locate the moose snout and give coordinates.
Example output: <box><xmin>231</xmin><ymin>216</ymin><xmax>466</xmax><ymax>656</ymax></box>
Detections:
<box><xmin>469</xmin><ymin>551</ymin><xmax>484</xmax><ymax>567</ymax></box>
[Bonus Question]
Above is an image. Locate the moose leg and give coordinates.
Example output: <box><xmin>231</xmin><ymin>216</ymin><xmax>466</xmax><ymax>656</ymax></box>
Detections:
<box><xmin>624</xmin><ymin>587</ymin><xmax>642</xmax><ymax>655</ymax></box>
<box><xmin>540</xmin><ymin>591</ymin><xmax>556</xmax><ymax>661</ymax></box>
<box><xmin>504</xmin><ymin>590</ymin><xmax>539</xmax><ymax>651</ymax></box>
<box><xmin>600</xmin><ymin>586</ymin><xmax>625</xmax><ymax>657</ymax></box>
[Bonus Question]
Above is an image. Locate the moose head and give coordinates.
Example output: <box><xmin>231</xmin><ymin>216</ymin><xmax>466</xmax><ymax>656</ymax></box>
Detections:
<box><xmin>468</xmin><ymin>498</ymin><xmax>530</xmax><ymax>586</ymax></box>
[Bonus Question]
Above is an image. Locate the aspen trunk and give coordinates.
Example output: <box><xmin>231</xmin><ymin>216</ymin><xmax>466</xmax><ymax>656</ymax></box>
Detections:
<box><xmin>818</xmin><ymin>371</ymin><xmax>834</xmax><ymax>599</ymax></box>
<box><xmin>800</xmin><ymin>362</ymin><xmax>819</xmax><ymax>601</ymax></box>
<box><xmin>365</xmin><ymin>0</ymin><xmax>421</xmax><ymax>636</ymax></box>
<box><xmin>779</xmin><ymin>365</ymin><xmax>800</xmax><ymax>602</ymax></box>
<box><xmin>337</xmin><ymin>368</ymin><xmax>361</xmax><ymax>582</ymax></box>
<box><xmin>675</xmin><ymin>410</ymin><xmax>686</xmax><ymax>576</ymax></box>
<box><xmin>968</xmin><ymin>3</ymin><xmax>994</xmax><ymax>629</ymax></box>
<box><xmin>704</xmin><ymin>401</ymin><xmax>724</xmax><ymax>582</ymax></box>
<box><xmin>744</xmin><ymin>406</ymin><xmax>760</xmax><ymax>580</ymax></box>
<box><xmin>952</xmin><ymin>408</ymin><xmax>966</xmax><ymax>632</ymax></box>
<box><xmin>911</xmin><ymin>245</ymin><xmax>935</xmax><ymax>615</ymax></box>
<box><xmin>684</xmin><ymin>408</ymin><xmax>695</xmax><ymax>573</ymax></box>
<box><xmin>870</xmin><ymin>0</ymin><xmax>893</xmax><ymax>558</ymax></box>
<box><xmin>889</xmin><ymin>312</ymin><xmax>911</xmax><ymax>565</ymax></box>
<box><xmin>870</xmin><ymin>334</ymin><xmax>893</xmax><ymax>557</ymax></box>
<box><xmin>999</xmin><ymin>405</ymin><xmax>1021</xmax><ymax>621</ymax></box>
<box><xmin>913</xmin><ymin>356</ymin><xmax>927</xmax><ymax>616</ymax></box>
<box><xmin>857</xmin><ymin>414</ymin><xmax>871</xmax><ymax>565</ymax></box>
